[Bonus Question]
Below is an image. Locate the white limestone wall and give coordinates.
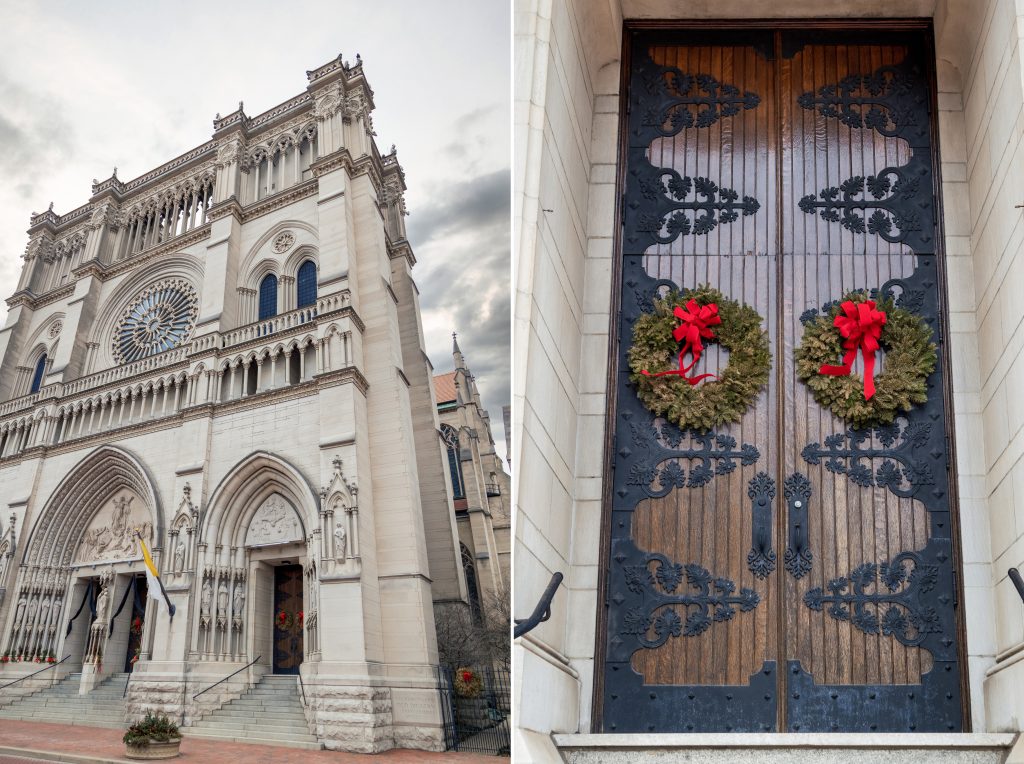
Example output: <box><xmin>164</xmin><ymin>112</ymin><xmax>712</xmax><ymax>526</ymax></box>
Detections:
<box><xmin>513</xmin><ymin>0</ymin><xmax>1019</xmax><ymax>754</ymax></box>
<box><xmin>944</xmin><ymin>0</ymin><xmax>1024</xmax><ymax>733</ymax></box>
<box><xmin>513</xmin><ymin>0</ymin><xmax>621</xmax><ymax>756</ymax></box>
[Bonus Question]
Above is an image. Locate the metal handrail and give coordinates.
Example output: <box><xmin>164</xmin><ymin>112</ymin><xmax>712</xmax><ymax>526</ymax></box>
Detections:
<box><xmin>1010</xmin><ymin>568</ymin><xmax>1024</xmax><ymax>603</ymax></box>
<box><xmin>514</xmin><ymin>572</ymin><xmax>563</xmax><ymax>639</ymax></box>
<box><xmin>297</xmin><ymin>673</ymin><xmax>307</xmax><ymax>708</ymax></box>
<box><xmin>123</xmin><ymin>672</ymin><xmax>131</xmax><ymax>699</ymax></box>
<box><xmin>192</xmin><ymin>655</ymin><xmax>261</xmax><ymax>700</ymax></box>
<box><xmin>0</xmin><ymin>655</ymin><xmax>70</xmax><ymax>692</ymax></box>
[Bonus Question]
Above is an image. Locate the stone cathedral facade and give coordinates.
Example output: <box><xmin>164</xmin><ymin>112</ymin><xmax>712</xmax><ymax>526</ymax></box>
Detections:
<box><xmin>0</xmin><ymin>55</ymin><xmax>473</xmax><ymax>752</ymax></box>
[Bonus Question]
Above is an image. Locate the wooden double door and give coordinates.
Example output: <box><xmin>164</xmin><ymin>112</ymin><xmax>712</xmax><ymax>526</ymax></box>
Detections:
<box><xmin>601</xmin><ymin>25</ymin><xmax>965</xmax><ymax>733</ymax></box>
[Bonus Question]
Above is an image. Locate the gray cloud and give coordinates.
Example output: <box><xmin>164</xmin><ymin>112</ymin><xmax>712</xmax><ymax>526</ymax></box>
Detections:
<box><xmin>410</xmin><ymin>169</ymin><xmax>511</xmax><ymax>463</ymax></box>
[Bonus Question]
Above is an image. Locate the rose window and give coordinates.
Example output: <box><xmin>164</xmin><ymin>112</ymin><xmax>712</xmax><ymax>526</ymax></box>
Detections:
<box><xmin>114</xmin><ymin>280</ymin><xmax>198</xmax><ymax>363</ymax></box>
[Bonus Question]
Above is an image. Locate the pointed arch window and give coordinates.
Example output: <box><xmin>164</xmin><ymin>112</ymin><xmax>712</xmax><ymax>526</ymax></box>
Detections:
<box><xmin>296</xmin><ymin>260</ymin><xmax>317</xmax><ymax>309</ymax></box>
<box><xmin>461</xmin><ymin>543</ymin><xmax>483</xmax><ymax>623</ymax></box>
<box><xmin>441</xmin><ymin>424</ymin><xmax>464</xmax><ymax>499</ymax></box>
<box><xmin>30</xmin><ymin>354</ymin><xmax>47</xmax><ymax>394</ymax></box>
<box><xmin>258</xmin><ymin>274</ymin><xmax>278</xmax><ymax>320</ymax></box>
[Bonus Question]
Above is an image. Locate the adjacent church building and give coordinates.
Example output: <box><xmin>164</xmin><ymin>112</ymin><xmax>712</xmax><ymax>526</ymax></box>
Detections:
<box><xmin>0</xmin><ymin>55</ymin><xmax>475</xmax><ymax>753</ymax></box>
<box><xmin>434</xmin><ymin>336</ymin><xmax>512</xmax><ymax>618</ymax></box>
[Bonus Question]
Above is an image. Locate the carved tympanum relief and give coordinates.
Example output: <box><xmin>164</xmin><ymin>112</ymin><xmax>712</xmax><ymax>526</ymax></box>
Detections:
<box><xmin>76</xmin><ymin>490</ymin><xmax>153</xmax><ymax>563</ymax></box>
<box><xmin>244</xmin><ymin>494</ymin><xmax>302</xmax><ymax>547</ymax></box>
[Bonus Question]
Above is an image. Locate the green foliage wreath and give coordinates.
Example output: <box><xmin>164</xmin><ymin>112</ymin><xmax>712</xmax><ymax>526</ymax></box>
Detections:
<box><xmin>795</xmin><ymin>290</ymin><xmax>937</xmax><ymax>429</ymax></box>
<box><xmin>628</xmin><ymin>285</ymin><xmax>771</xmax><ymax>432</ymax></box>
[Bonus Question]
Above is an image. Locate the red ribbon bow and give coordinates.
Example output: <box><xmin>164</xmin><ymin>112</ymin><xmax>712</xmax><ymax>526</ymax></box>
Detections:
<box><xmin>642</xmin><ymin>300</ymin><xmax>722</xmax><ymax>385</ymax></box>
<box><xmin>819</xmin><ymin>299</ymin><xmax>887</xmax><ymax>400</ymax></box>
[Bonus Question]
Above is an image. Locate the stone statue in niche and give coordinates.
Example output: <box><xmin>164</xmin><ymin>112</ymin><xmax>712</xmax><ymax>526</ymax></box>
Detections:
<box><xmin>26</xmin><ymin>596</ymin><xmax>38</xmax><ymax>627</ymax></box>
<box><xmin>173</xmin><ymin>542</ymin><xmax>185</xmax><ymax>573</ymax></box>
<box><xmin>200</xmin><ymin>578</ymin><xmax>212</xmax><ymax>629</ymax></box>
<box><xmin>49</xmin><ymin>596</ymin><xmax>62</xmax><ymax>635</ymax></box>
<box><xmin>334</xmin><ymin>520</ymin><xmax>347</xmax><ymax>560</ymax></box>
<box><xmin>12</xmin><ymin>597</ymin><xmax>25</xmax><ymax>629</ymax></box>
<box><xmin>94</xmin><ymin>584</ymin><xmax>109</xmax><ymax>623</ymax></box>
<box><xmin>216</xmin><ymin>580</ymin><xmax>228</xmax><ymax>630</ymax></box>
<box><xmin>244</xmin><ymin>494</ymin><xmax>302</xmax><ymax>547</ymax></box>
<box><xmin>232</xmin><ymin>581</ymin><xmax>245</xmax><ymax>616</ymax></box>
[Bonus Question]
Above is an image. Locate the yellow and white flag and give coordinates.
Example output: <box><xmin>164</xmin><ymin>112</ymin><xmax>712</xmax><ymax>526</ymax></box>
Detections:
<box><xmin>137</xmin><ymin>532</ymin><xmax>176</xmax><ymax>617</ymax></box>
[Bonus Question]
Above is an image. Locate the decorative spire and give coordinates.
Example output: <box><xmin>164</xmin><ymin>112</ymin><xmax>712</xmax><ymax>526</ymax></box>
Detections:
<box><xmin>452</xmin><ymin>331</ymin><xmax>461</xmax><ymax>354</ymax></box>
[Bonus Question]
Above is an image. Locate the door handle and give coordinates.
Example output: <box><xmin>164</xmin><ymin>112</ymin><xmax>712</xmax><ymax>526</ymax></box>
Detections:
<box><xmin>784</xmin><ymin>473</ymin><xmax>813</xmax><ymax>579</ymax></box>
<box><xmin>746</xmin><ymin>472</ymin><xmax>777</xmax><ymax>579</ymax></box>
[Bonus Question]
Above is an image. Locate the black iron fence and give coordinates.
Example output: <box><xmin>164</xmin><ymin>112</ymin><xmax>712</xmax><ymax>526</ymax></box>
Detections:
<box><xmin>437</xmin><ymin>665</ymin><xmax>510</xmax><ymax>756</ymax></box>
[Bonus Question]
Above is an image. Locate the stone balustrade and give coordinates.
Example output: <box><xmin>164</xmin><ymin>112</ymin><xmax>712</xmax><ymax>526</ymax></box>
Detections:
<box><xmin>0</xmin><ymin>292</ymin><xmax>358</xmax><ymax>461</ymax></box>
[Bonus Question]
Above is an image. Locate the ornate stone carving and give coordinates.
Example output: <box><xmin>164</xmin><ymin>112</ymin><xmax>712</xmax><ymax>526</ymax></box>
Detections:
<box><xmin>313</xmin><ymin>83</ymin><xmax>344</xmax><ymax>119</ymax></box>
<box><xmin>216</xmin><ymin>139</ymin><xmax>243</xmax><ymax>165</ymax></box>
<box><xmin>273</xmin><ymin>231</ymin><xmax>295</xmax><ymax>253</ymax></box>
<box><xmin>244</xmin><ymin>494</ymin><xmax>302</xmax><ymax>547</ymax></box>
<box><xmin>48</xmin><ymin>320</ymin><xmax>62</xmax><ymax>339</ymax></box>
<box><xmin>77</xmin><ymin>493</ymin><xmax>153</xmax><ymax>563</ymax></box>
<box><xmin>343</xmin><ymin>89</ymin><xmax>375</xmax><ymax>133</ymax></box>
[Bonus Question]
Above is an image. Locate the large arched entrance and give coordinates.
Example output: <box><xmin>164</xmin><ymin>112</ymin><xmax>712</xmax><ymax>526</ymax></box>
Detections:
<box><xmin>196</xmin><ymin>452</ymin><xmax>323</xmax><ymax>674</ymax></box>
<box><xmin>2</xmin><ymin>446</ymin><xmax>161</xmax><ymax>691</ymax></box>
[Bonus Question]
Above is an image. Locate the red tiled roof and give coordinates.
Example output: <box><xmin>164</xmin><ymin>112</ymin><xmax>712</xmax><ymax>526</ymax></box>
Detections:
<box><xmin>433</xmin><ymin>371</ymin><xmax>457</xmax><ymax>404</ymax></box>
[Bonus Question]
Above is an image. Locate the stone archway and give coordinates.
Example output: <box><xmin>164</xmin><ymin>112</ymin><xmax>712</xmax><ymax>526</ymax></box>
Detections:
<box><xmin>2</xmin><ymin>446</ymin><xmax>160</xmax><ymax>672</ymax></box>
<box><xmin>192</xmin><ymin>452</ymin><xmax>320</xmax><ymax>667</ymax></box>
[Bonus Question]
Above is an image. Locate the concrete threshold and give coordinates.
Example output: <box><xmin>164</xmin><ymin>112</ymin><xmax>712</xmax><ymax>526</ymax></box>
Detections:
<box><xmin>554</xmin><ymin>733</ymin><xmax>1018</xmax><ymax>749</ymax></box>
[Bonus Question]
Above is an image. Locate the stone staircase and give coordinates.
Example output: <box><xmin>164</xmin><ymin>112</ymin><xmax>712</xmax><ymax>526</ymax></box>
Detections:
<box><xmin>185</xmin><ymin>673</ymin><xmax>319</xmax><ymax>749</ymax></box>
<box><xmin>0</xmin><ymin>672</ymin><xmax>128</xmax><ymax>727</ymax></box>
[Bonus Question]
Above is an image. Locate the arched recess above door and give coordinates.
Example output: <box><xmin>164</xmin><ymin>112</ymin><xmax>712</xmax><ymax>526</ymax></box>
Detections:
<box><xmin>200</xmin><ymin>451</ymin><xmax>317</xmax><ymax>550</ymax></box>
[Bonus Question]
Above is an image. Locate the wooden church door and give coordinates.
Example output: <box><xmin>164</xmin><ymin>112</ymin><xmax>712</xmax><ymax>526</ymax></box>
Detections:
<box><xmin>600</xmin><ymin>24</ymin><xmax>966</xmax><ymax>733</ymax></box>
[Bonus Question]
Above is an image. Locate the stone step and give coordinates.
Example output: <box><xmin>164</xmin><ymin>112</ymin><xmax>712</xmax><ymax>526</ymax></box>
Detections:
<box><xmin>555</xmin><ymin>734</ymin><xmax>1017</xmax><ymax>764</ymax></box>
<box><xmin>193</xmin><ymin>719</ymin><xmax>313</xmax><ymax>735</ymax></box>
<box><xmin>207</xmin><ymin>704</ymin><xmax>303</xmax><ymax>716</ymax></box>
<box><xmin>0</xmin><ymin>713</ymin><xmax>122</xmax><ymax>728</ymax></box>
<box><xmin>222</xmin><ymin>700</ymin><xmax>303</xmax><ymax>711</ymax></box>
<box><xmin>183</xmin><ymin>728</ymin><xmax>320</xmax><ymax>748</ymax></box>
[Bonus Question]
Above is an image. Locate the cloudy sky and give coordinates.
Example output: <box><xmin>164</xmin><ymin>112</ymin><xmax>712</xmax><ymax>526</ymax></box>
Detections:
<box><xmin>0</xmin><ymin>0</ymin><xmax>511</xmax><ymax>463</ymax></box>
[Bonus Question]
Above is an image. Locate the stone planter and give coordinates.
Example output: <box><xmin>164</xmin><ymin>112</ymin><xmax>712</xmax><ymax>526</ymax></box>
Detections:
<box><xmin>124</xmin><ymin>738</ymin><xmax>182</xmax><ymax>760</ymax></box>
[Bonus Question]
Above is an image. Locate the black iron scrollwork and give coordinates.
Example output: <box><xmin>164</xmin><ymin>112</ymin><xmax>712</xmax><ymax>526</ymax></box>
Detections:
<box><xmin>642</xmin><ymin>69</ymin><xmax>760</xmax><ymax>136</ymax></box>
<box><xmin>804</xmin><ymin>551</ymin><xmax>941</xmax><ymax>646</ymax></box>
<box><xmin>798</xmin><ymin>168</ymin><xmax>921</xmax><ymax>244</ymax></box>
<box><xmin>625</xmin><ymin>421</ymin><xmax>760</xmax><ymax>497</ymax></box>
<box><xmin>801</xmin><ymin>418</ymin><xmax>935</xmax><ymax>498</ymax></box>
<box><xmin>746</xmin><ymin>473</ymin><xmax>776</xmax><ymax>579</ymax></box>
<box><xmin>783</xmin><ymin>473</ymin><xmax>813</xmax><ymax>580</ymax></box>
<box><xmin>635</xmin><ymin>167</ymin><xmax>760</xmax><ymax>243</ymax></box>
<box><xmin>620</xmin><ymin>553</ymin><xmax>760</xmax><ymax>648</ymax></box>
<box><xmin>797</xmin><ymin>66</ymin><xmax>916</xmax><ymax>137</ymax></box>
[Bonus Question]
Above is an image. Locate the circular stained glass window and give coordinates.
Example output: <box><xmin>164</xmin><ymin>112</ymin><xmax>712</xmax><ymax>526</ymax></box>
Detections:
<box><xmin>114</xmin><ymin>280</ymin><xmax>198</xmax><ymax>363</ymax></box>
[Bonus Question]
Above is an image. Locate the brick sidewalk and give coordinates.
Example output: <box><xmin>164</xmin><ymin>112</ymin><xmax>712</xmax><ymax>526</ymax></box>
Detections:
<box><xmin>0</xmin><ymin>720</ymin><xmax>503</xmax><ymax>763</ymax></box>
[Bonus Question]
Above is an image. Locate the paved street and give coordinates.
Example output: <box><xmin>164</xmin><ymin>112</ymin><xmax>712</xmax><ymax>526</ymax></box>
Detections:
<box><xmin>0</xmin><ymin>720</ymin><xmax>503</xmax><ymax>763</ymax></box>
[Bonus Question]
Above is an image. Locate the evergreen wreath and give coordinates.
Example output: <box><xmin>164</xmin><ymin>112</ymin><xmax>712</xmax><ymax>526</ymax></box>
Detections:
<box><xmin>454</xmin><ymin>667</ymin><xmax>483</xmax><ymax>698</ymax></box>
<box><xmin>795</xmin><ymin>290</ymin><xmax>936</xmax><ymax>429</ymax></box>
<box><xmin>628</xmin><ymin>285</ymin><xmax>771</xmax><ymax>432</ymax></box>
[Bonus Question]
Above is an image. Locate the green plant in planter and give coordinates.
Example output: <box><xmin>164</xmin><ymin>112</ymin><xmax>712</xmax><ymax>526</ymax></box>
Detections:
<box><xmin>123</xmin><ymin>713</ymin><xmax>181</xmax><ymax>746</ymax></box>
